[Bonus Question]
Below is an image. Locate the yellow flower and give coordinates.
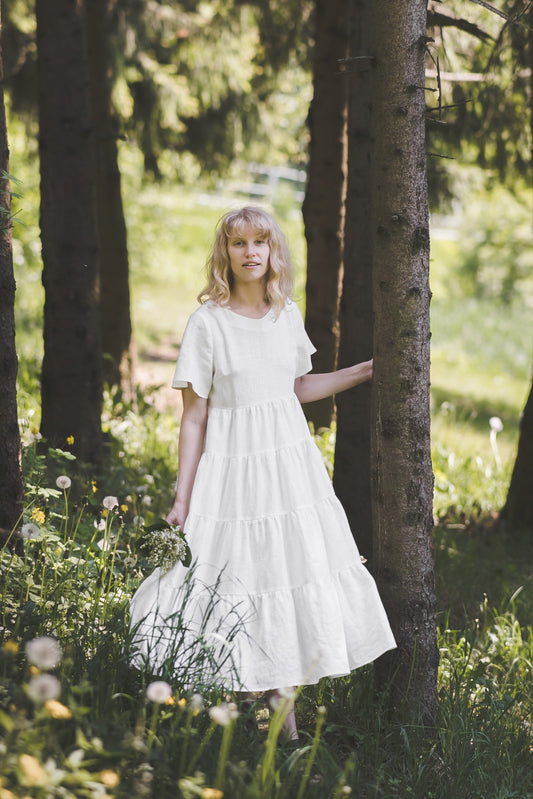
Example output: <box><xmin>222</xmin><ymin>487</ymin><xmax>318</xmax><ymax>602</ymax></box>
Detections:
<box><xmin>91</xmin><ymin>480</ymin><xmax>98</xmax><ymax>493</ymax></box>
<box><xmin>203</xmin><ymin>789</ymin><xmax>224</xmax><ymax>799</ymax></box>
<box><xmin>0</xmin><ymin>788</ymin><xmax>16</xmax><ymax>799</ymax></box>
<box><xmin>120</xmin><ymin>504</ymin><xmax>128</xmax><ymax>513</ymax></box>
<box><xmin>29</xmin><ymin>666</ymin><xmax>40</xmax><ymax>676</ymax></box>
<box><xmin>177</xmin><ymin>697</ymin><xmax>187</xmax><ymax>709</ymax></box>
<box><xmin>99</xmin><ymin>770</ymin><xmax>120</xmax><ymax>788</ymax></box>
<box><xmin>2</xmin><ymin>640</ymin><xmax>19</xmax><ymax>655</ymax></box>
<box><xmin>44</xmin><ymin>700</ymin><xmax>72</xmax><ymax>720</ymax></box>
<box><xmin>165</xmin><ymin>695</ymin><xmax>176</xmax><ymax>706</ymax></box>
<box><xmin>66</xmin><ymin>435</ymin><xmax>74</xmax><ymax>445</ymax></box>
<box><xmin>18</xmin><ymin>754</ymin><xmax>48</xmax><ymax>787</ymax></box>
<box><xmin>30</xmin><ymin>508</ymin><xmax>45</xmax><ymax>524</ymax></box>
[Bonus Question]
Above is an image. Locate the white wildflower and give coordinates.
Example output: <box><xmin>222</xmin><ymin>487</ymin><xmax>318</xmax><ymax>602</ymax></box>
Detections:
<box><xmin>190</xmin><ymin>693</ymin><xmax>204</xmax><ymax>715</ymax></box>
<box><xmin>103</xmin><ymin>496</ymin><xmax>119</xmax><ymax>510</ymax></box>
<box><xmin>146</xmin><ymin>681</ymin><xmax>172</xmax><ymax>704</ymax></box>
<box><xmin>25</xmin><ymin>636</ymin><xmax>62</xmax><ymax>669</ymax></box>
<box><xmin>56</xmin><ymin>475</ymin><xmax>71</xmax><ymax>489</ymax></box>
<box><xmin>208</xmin><ymin>701</ymin><xmax>239</xmax><ymax>726</ymax></box>
<box><xmin>144</xmin><ymin>475</ymin><xmax>154</xmax><ymax>484</ymax></box>
<box><xmin>94</xmin><ymin>518</ymin><xmax>106</xmax><ymax>531</ymax></box>
<box><xmin>21</xmin><ymin>523</ymin><xmax>40</xmax><ymax>540</ymax></box>
<box><xmin>97</xmin><ymin>534</ymin><xmax>116</xmax><ymax>551</ymax></box>
<box><xmin>27</xmin><ymin>673</ymin><xmax>61</xmax><ymax>703</ymax></box>
<box><xmin>143</xmin><ymin>525</ymin><xmax>189</xmax><ymax>573</ymax></box>
<box><xmin>489</xmin><ymin>416</ymin><xmax>503</xmax><ymax>433</ymax></box>
<box><xmin>142</xmin><ymin>495</ymin><xmax>152</xmax><ymax>506</ymax></box>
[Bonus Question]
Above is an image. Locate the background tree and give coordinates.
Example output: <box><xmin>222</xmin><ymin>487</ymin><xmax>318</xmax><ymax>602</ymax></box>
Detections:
<box><xmin>37</xmin><ymin>0</ymin><xmax>102</xmax><ymax>463</ymax></box>
<box><xmin>370</xmin><ymin>0</ymin><xmax>438</xmax><ymax>723</ymax></box>
<box><xmin>87</xmin><ymin>0</ymin><xmax>135</xmax><ymax>393</ymax></box>
<box><xmin>302</xmin><ymin>0</ymin><xmax>348</xmax><ymax>430</ymax></box>
<box><xmin>0</xmin><ymin>4</ymin><xmax>23</xmax><ymax>545</ymax></box>
<box><xmin>333</xmin><ymin>0</ymin><xmax>374</xmax><ymax>565</ymax></box>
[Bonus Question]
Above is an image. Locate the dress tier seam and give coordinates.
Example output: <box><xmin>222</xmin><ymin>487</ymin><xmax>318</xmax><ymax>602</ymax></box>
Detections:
<box><xmin>188</xmin><ymin>493</ymin><xmax>337</xmax><ymax>524</ymax></box>
<box><xmin>190</xmin><ymin>561</ymin><xmax>363</xmax><ymax>600</ymax></box>
<box><xmin>208</xmin><ymin>391</ymin><xmax>300</xmax><ymax>413</ymax></box>
<box><xmin>202</xmin><ymin>435</ymin><xmax>314</xmax><ymax>460</ymax></box>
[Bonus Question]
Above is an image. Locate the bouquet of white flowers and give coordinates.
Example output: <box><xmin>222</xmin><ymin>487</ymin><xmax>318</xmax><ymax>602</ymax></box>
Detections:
<box><xmin>141</xmin><ymin>519</ymin><xmax>192</xmax><ymax>573</ymax></box>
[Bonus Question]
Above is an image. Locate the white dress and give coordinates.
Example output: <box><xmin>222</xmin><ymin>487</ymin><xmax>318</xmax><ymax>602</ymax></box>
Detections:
<box><xmin>130</xmin><ymin>301</ymin><xmax>396</xmax><ymax>691</ymax></box>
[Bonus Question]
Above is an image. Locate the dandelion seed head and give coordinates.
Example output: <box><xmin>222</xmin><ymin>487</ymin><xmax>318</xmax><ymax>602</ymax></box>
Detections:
<box><xmin>190</xmin><ymin>693</ymin><xmax>204</xmax><ymax>715</ymax></box>
<box><xmin>25</xmin><ymin>636</ymin><xmax>62</xmax><ymax>670</ymax></box>
<box><xmin>208</xmin><ymin>701</ymin><xmax>239</xmax><ymax>726</ymax></box>
<box><xmin>21</xmin><ymin>523</ymin><xmax>40</xmax><ymax>540</ymax></box>
<box><xmin>56</xmin><ymin>475</ymin><xmax>71</xmax><ymax>489</ymax></box>
<box><xmin>103</xmin><ymin>495</ymin><xmax>119</xmax><ymax>510</ymax></box>
<box><xmin>27</xmin><ymin>673</ymin><xmax>61</xmax><ymax>703</ymax></box>
<box><xmin>489</xmin><ymin>416</ymin><xmax>503</xmax><ymax>433</ymax></box>
<box><xmin>133</xmin><ymin>515</ymin><xmax>145</xmax><ymax>526</ymax></box>
<box><xmin>146</xmin><ymin>680</ymin><xmax>172</xmax><ymax>704</ymax></box>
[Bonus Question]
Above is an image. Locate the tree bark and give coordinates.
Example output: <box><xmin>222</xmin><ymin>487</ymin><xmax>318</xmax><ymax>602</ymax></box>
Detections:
<box><xmin>302</xmin><ymin>0</ymin><xmax>348</xmax><ymax>430</ymax></box>
<box><xmin>86</xmin><ymin>0</ymin><xmax>135</xmax><ymax>394</ymax></box>
<box><xmin>0</xmin><ymin>4</ymin><xmax>24</xmax><ymax>546</ymax></box>
<box><xmin>37</xmin><ymin>0</ymin><xmax>103</xmax><ymax>464</ymax></box>
<box><xmin>501</xmin><ymin>381</ymin><xmax>533</xmax><ymax>531</ymax></box>
<box><xmin>333</xmin><ymin>0</ymin><xmax>374</xmax><ymax>566</ymax></box>
<box><xmin>370</xmin><ymin>0</ymin><xmax>438</xmax><ymax>725</ymax></box>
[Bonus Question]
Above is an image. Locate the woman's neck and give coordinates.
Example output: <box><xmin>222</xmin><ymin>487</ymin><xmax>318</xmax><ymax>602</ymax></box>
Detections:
<box><xmin>228</xmin><ymin>286</ymin><xmax>269</xmax><ymax>318</ymax></box>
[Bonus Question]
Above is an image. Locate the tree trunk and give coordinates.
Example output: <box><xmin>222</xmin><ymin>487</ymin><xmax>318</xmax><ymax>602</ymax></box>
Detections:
<box><xmin>370</xmin><ymin>0</ymin><xmax>438</xmax><ymax>725</ymax></box>
<box><xmin>86</xmin><ymin>0</ymin><xmax>135</xmax><ymax>394</ymax></box>
<box><xmin>501</xmin><ymin>5</ymin><xmax>533</xmax><ymax>534</ymax></box>
<box><xmin>333</xmin><ymin>0</ymin><xmax>374</xmax><ymax>566</ymax></box>
<box><xmin>501</xmin><ymin>381</ymin><xmax>533</xmax><ymax>531</ymax></box>
<box><xmin>0</xmin><ymin>5</ymin><xmax>24</xmax><ymax>548</ymax></box>
<box><xmin>37</xmin><ymin>0</ymin><xmax>103</xmax><ymax>464</ymax></box>
<box><xmin>302</xmin><ymin>0</ymin><xmax>348</xmax><ymax>430</ymax></box>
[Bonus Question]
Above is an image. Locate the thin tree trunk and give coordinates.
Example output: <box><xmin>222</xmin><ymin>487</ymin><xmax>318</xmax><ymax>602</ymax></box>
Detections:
<box><xmin>0</xmin><ymin>5</ymin><xmax>24</xmax><ymax>548</ymax></box>
<box><xmin>37</xmin><ymin>0</ymin><xmax>103</xmax><ymax>464</ymax></box>
<box><xmin>333</xmin><ymin>0</ymin><xmax>374</xmax><ymax>566</ymax></box>
<box><xmin>501</xmin><ymin>382</ymin><xmax>533</xmax><ymax>531</ymax></box>
<box><xmin>302</xmin><ymin>0</ymin><xmax>348</xmax><ymax>430</ymax></box>
<box><xmin>370</xmin><ymin>0</ymin><xmax>438</xmax><ymax>725</ymax></box>
<box><xmin>86</xmin><ymin>0</ymin><xmax>135</xmax><ymax>394</ymax></box>
<box><xmin>500</xmin><ymin>5</ymin><xmax>533</xmax><ymax>533</ymax></box>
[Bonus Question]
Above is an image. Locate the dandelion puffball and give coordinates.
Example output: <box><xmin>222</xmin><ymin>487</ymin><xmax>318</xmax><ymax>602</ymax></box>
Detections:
<box><xmin>146</xmin><ymin>680</ymin><xmax>172</xmax><ymax>704</ymax></box>
<box><xmin>25</xmin><ymin>636</ymin><xmax>62</xmax><ymax>669</ymax></box>
<box><xmin>56</xmin><ymin>475</ymin><xmax>72</xmax><ymax>489</ymax></box>
<box><xmin>103</xmin><ymin>495</ymin><xmax>119</xmax><ymax>510</ymax></box>
<box><xmin>27</xmin><ymin>673</ymin><xmax>62</xmax><ymax>703</ymax></box>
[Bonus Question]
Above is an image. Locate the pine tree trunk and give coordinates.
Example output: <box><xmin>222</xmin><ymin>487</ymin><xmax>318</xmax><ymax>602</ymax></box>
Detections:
<box><xmin>370</xmin><ymin>0</ymin><xmax>438</xmax><ymax>725</ymax></box>
<box><xmin>0</xmin><ymin>6</ymin><xmax>24</xmax><ymax>547</ymax></box>
<box><xmin>302</xmin><ymin>0</ymin><xmax>348</xmax><ymax>430</ymax></box>
<box><xmin>37</xmin><ymin>0</ymin><xmax>103</xmax><ymax>464</ymax></box>
<box><xmin>501</xmin><ymin>382</ymin><xmax>533</xmax><ymax>531</ymax></box>
<box><xmin>86</xmin><ymin>0</ymin><xmax>135</xmax><ymax>394</ymax></box>
<box><xmin>333</xmin><ymin>0</ymin><xmax>374</xmax><ymax>566</ymax></box>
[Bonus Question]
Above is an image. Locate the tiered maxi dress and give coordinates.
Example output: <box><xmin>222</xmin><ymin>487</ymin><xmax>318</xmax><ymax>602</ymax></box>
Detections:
<box><xmin>130</xmin><ymin>300</ymin><xmax>396</xmax><ymax>691</ymax></box>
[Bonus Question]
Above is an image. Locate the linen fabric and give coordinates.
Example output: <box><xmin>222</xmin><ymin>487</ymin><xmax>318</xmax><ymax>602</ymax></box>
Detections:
<box><xmin>130</xmin><ymin>301</ymin><xmax>396</xmax><ymax>691</ymax></box>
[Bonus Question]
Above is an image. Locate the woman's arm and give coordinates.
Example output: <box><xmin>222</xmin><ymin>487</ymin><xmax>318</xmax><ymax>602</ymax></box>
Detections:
<box><xmin>294</xmin><ymin>359</ymin><xmax>373</xmax><ymax>404</ymax></box>
<box><xmin>166</xmin><ymin>385</ymin><xmax>208</xmax><ymax>527</ymax></box>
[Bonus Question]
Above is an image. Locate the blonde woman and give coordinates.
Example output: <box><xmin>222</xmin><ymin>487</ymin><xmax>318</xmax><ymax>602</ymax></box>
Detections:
<box><xmin>130</xmin><ymin>207</ymin><xmax>395</xmax><ymax>742</ymax></box>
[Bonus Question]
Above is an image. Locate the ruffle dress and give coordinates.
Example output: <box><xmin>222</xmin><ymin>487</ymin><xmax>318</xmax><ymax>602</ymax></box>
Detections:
<box><xmin>130</xmin><ymin>301</ymin><xmax>396</xmax><ymax>691</ymax></box>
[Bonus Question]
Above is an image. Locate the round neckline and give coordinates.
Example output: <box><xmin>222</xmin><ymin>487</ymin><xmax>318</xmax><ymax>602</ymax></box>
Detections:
<box><xmin>224</xmin><ymin>306</ymin><xmax>272</xmax><ymax>320</ymax></box>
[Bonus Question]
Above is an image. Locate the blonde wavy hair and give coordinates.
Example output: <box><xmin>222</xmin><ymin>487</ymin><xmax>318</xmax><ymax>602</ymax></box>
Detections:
<box><xmin>198</xmin><ymin>207</ymin><xmax>293</xmax><ymax>316</ymax></box>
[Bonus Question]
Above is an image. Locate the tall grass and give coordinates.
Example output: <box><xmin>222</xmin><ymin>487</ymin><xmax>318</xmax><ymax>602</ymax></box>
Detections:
<box><xmin>1</xmin><ymin>391</ymin><xmax>532</xmax><ymax>797</ymax></box>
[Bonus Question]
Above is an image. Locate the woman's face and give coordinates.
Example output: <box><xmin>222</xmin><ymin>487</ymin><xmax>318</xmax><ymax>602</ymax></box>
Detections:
<box><xmin>227</xmin><ymin>225</ymin><xmax>270</xmax><ymax>289</ymax></box>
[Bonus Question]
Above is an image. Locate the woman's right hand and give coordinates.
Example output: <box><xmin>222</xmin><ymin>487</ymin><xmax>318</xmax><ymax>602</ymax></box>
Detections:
<box><xmin>166</xmin><ymin>499</ymin><xmax>188</xmax><ymax>529</ymax></box>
